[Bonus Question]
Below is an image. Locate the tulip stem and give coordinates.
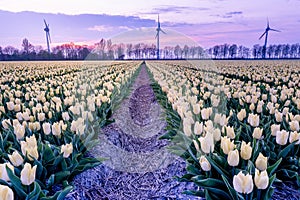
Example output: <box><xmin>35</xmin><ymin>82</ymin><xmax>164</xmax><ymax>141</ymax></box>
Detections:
<box><xmin>27</xmin><ymin>185</ymin><xmax>30</xmax><ymax>194</ymax></box>
<box><xmin>257</xmin><ymin>189</ymin><xmax>261</xmax><ymax>200</ymax></box>
<box><xmin>231</xmin><ymin>167</ymin><xmax>235</xmax><ymax>177</ymax></box>
<box><xmin>245</xmin><ymin>194</ymin><xmax>249</xmax><ymax>200</ymax></box>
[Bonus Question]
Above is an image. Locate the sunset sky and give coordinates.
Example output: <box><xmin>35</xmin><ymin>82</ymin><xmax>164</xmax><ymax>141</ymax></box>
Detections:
<box><xmin>0</xmin><ymin>0</ymin><xmax>299</xmax><ymax>49</ymax></box>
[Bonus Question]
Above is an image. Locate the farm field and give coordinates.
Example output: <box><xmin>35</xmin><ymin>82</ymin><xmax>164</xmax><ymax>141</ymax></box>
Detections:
<box><xmin>0</xmin><ymin>60</ymin><xmax>299</xmax><ymax>200</ymax></box>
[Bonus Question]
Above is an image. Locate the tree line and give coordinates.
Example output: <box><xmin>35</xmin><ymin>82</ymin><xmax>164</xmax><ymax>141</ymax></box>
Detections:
<box><xmin>0</xmin><ymin>38</ymin><xmax>300</xmax><ymax>61</ymax></box>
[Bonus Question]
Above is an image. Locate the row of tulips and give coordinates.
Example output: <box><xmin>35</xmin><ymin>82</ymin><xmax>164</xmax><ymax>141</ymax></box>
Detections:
<box><xmin>0</xmin><ymin>61</ymin><xmax>141</xmax><ymax>199</ymax></box>
<box><xmin>147</xmin><ymin>60</ymin><xmax>299</xmax><ymax>200</ymax></box>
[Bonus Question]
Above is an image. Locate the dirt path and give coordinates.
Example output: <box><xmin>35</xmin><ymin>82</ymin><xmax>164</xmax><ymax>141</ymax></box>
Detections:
<box><xmin>65</xmin><ymin>64</ymin><xmax>199</xmax><ymax>199</ymax></box>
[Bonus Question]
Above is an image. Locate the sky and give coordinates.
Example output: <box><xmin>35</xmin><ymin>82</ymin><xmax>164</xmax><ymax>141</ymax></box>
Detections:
<box><xmin>0</xmin><ymin>0</ymin><xmax>299</xmax><ymax>49</ymax></box>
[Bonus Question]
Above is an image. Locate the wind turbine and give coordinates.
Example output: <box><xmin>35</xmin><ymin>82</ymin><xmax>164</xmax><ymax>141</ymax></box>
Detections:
<box><xmin>43</xmin><ymin>19</ymin><xmax>51</xmax><ymax>54</ymax></box>
<box><xmin>155</xmin><ymin>15</ymin><xmax>166</xmax><ymax>60</ymax></box>
<box><xmin>259</xmin><ymin>19</ymin><xmax>280</xmax><ymax>58</ymax></box>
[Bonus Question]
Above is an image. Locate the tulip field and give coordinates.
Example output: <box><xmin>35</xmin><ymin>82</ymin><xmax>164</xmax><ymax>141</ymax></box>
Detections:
<box><xmin>0</xmin><ymin>60</ymin><xmax>299</xmax><ymax>199</ymax></box>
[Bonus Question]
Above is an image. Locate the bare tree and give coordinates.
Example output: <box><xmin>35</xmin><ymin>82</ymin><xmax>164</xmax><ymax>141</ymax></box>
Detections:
<box><xmin>22</xmin><ymin>38</ymin><xmax>34</xmax><ymax>55</ymax></box>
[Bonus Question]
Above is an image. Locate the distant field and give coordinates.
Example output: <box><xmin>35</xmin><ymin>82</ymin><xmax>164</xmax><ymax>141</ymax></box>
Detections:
<box><xmin>0</xmin><ymin>60</ymin><xmax>299</xmax><ymax>199</ymax></box>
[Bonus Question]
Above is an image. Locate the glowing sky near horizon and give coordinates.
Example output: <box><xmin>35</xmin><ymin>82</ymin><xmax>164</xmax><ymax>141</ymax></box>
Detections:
<box><xmin>0</xmin><ymin>0</ymin><xmax>299</xmax><ymax>49</ymax></box>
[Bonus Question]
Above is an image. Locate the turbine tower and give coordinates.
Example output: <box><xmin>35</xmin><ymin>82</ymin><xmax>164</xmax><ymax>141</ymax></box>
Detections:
<box><xmin>43</xmin><ymin>19</ymin><xmax>51</xmax><ymax>54</ymax></box>
<box><xmin>155</xmin><ymin>15</ymin><xmax>166</xmax><ymax>60</ymax></box>
<box><xmin>259</xmin><ymin>19</ymin><xmax>280</xmax><ymax>58</ymax></box>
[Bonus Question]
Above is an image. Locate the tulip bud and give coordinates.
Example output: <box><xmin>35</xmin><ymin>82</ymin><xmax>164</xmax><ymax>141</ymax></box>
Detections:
<box><xmin>227</xmin><ymin>149</ymin><xmax>239</xmax><ymax>167</ymax></box>
<box><xmin>276</xmin><ymin>130</ymin><xmax>289</xmax><ymax>145</ymax></box>
<box><xmin>220</xmin><ymin>136</ymin><xmax>235</xmax><ymax>155</ymax></box>
<box><xmin>0</xmin><ymin>163</ymin><xmax>14</xmax><ymax>182</ymax></box>
<box><xmin>8</xmin><ymin>151</ymin><xmax>24</xmax><ymax>167</ymax></box>
<box><xmin>254</xmin><ymin>169</ymin><xmax>269</xmax><ymax>189</ymax></box>
<box><xmin>255</xmin><ymin>153</ymin><xmax>268</xmax><ymax>171</ymax></box>
<box><xmin>0</xmin><ymin>185</ymin><xmax>14</xmax><ymax>200</ymax></box>
<box><xmin>233</xmin><ymin>171</ymin><xmax>254</xmax><ymax>194</ymax></box>
<box><xmin>252</xmin><ymin>127</ymin><xmax>263</xmax><ymax>139</ymax></box>
<box><xmin>240</xmin><ymin>141</ymin><xmax>252</xmax><ymax>160</ymax></box>
<box><xmin>61</xmin><ymin>143</ymin><xmax>73</xmax><ymax>158</ymax></box>
<box><xmin>20</xmin><ymin>163</ymin><xmax>37</xmax><ymax>185</ymax></box>
<box><xmin>199</xmin><ymin>155</ymin><xmax>211</xmax><ymax>171</ymax></box>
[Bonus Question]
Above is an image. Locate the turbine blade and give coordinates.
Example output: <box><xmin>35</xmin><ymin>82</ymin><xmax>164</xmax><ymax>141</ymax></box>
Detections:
<box><xmin>161</xmin><ymin>29</ymin><xmax>166</xmax><ymax>34</ymax></box>
<box><xmin>269</xmin><ymin>28</ymin><xmax>280</xmax><ymax>32</ymax></box>
<box><xmin>155</xmin><ymin>32</ymin><xmax>158</xmax><ymax>39</ymax></box>
<box><xmin>47</xmin><ymin>32</ymin><xmax>51</xmax><ymax>43</ymax></box>
<box><xmin>259</xmin><ymin>31</ymin><xmax>266</xmax><ymax>40</ymax></box>
<box><xmin>44</xmin><ymin>19</ymin><xmax>48</xmax><ymax>27</ymax></box>
<box><xmin>267</xmin><ymin>17</ymin><xmax>269</xmax><ymax>28</ymax></box>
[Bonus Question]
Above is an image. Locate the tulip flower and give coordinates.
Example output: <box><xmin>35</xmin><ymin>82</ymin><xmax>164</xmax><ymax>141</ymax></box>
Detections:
<box><xmin>227</xmin><ymin>149</ymin><xmax>239</xmax><ymax>167</ymax></box>
<box><xmin>183</xmin><ymin>121</ymin><xmax>192</xmax><ymax>137</ymax></box>
<box><xmin>194</xmin><ymin>121</ymin><xmax>203</xmax><ymax>135</ymax></box>
<box><xmin>289</xmin><ymin>131</ymin><xmax>300</xmax><ymax>144</ymax></box>
<box><xmin>254</xmin><ymin>169</ymin><xmax>269</xmax><ymax>189</ymax></box>
<box><xmin>271</xmin><ymin>124</ymin><xmax>280</xmax><ymax>136</ymax></box>
<box><xmin>240</xmin><ymin>141</ymin><xmax>252</xmax><ymax>160</ymax></box>
<box><xmin>289</xmin><ymin>120</ymin><xmax>299</xmax><ymax>132</ymax></box>
<box><xmin>20</xmin><ymin>135</ymin><xmax>39</xmax><ymax>161</ymax></box>
<box><xmin>201</xmin><ymin>107</ymin><xmax>212</xmax><ymax>120</ymax></box>
<box><xmin>221</xmin><ymin>136</ymin><xmax>235</xmax><ymax>155</ymax></box>
<box><xmin>62</xmin><ymin>112</ymin><xmax>70</xmax><ymax>121</ymax></box>
<box><xmin>42</xmin><ymin>122</ymin><xmax>51</xmax><ymax>135</ymax></box>
<box><xmin>252</xmin><ymin>127</ymin><xmax>263</xmax><ymax>140</ymax></box>
<box><xmin>37</xmin><ymin>112</ymin><xmax>45</xmax><ymax>122</ymax></box>
<box><xmin>255</xmin><ymin>153</ymin><xmax>268</xmax><ymax>171</ymax></box>
<box><xmin>199</xmin><ymin>156</ymin><xmax>211</xmax><ymax>171</ymax></box>
<box><xmin>233</xmin><ymin>171</ymin><xmax>254</xmax><ymax>194</ymax></box>
<box><xmin>275</xmin><ymin>110</ymin><xmax>283</xmax><ymax>123</ymax></box>
<box><xmin>0</xmin><ymin>185</ymin><xmax>14</xmax><ymax>200</ymax></box>
<box><xmin>199</xmin><ymin>132</ymin><xmax>214</xmax><ymax>154</ymax></box>
<box><xmin>192</xmin><ymin>104</ymin><xmax>200</xmax><ymax>115</ymax></box>
<box><xmin>6</xmin><ymin>101</ymin><xmax>14</xmax><ymax>111</ymax></box>
<box><xmin>276</xmin><ymin>130</ymin><xmax>289</xmax><ymax>145</ymax></box>
<box><xmin>61</xmin><ymin>143</ymin><xmax>73</xmax><ymax>158</ymax></box>
<box><xmin>52</xmin><ymin>122</ymin><xmax>61</xmax><ymax>137</ymax></box>
<box><xmin>0</xmin><ymin>163</ymin><xmax>14</xmax><ymax>182</ymax></box>
<box><xmin>20</xmin><ymin>163</ymin><xmax>37</xmax><ymax>185</ymax></box>
<box><xmin>247</xmin><ymin>113</ymin><xmax>259</xmax><ymax>127</ymax></box>
<box><xmin>8</xmin><ymin>151</ymin><xmax>24</xmax><ymax>167</ymax></box>
<box><xmin>223</xmin><ymin>126</ymin><xmax>235</xmax><ymax>139</ymax></box>
<box><xmin>237</xmin><ymin>109</ymin><xmax>246</xmax><ymax>121</ymax></box>
<box><xmin>13</xmin><ymin>123</ymin><xmax>25</xmax><ymax>140</ymax></box>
